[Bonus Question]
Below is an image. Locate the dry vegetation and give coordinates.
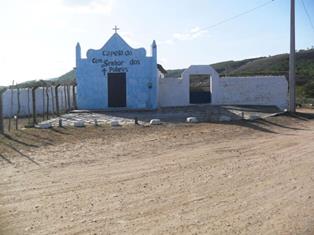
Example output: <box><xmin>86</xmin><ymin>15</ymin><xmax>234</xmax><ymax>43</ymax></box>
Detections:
<box><xmin>1</xmin><ymin>110</ymin><xmax>314</xmax><ymax>235</ymax></box>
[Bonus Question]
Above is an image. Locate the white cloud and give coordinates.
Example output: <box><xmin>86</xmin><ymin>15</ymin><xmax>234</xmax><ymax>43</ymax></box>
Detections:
<box><xmin>159</xmin><ymin>57</ymin><xmax>168</xmax><ymax>65</ymax></box>
<box><xmin>173</xmin><ymin>26</ymin><xmax>208</xmax><ymax>41</ymax></box>
<box><xmin>0</xmin><ymin>0</ymin><xmax>118</xmax><ymax>86</ymax></box>
<box><xmin>159</xmin><ymin>39</ymin><xmax>174</xmax><ymax>45</ymax></box>
<box><xmin>158</xmin><ymin>26</ymin><xmax>208</xmax><ymax>49</ymax></box>
<box><xmin>62</xmin><ymin>0</ymin><xmax>114</xmax><ymax>15</ymax></box>
<box><xmin>63</xmin><ymin>0</ymin><xmax>94</xmax><ymax>6</ymax></box>
<box><xmin>119</xmin><ymin>32</ymin><xmax>142</xmax><ymax>48</ymax></box>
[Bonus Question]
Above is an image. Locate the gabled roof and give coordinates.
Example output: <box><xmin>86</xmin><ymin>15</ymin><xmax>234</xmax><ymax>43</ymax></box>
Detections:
<box><xmin>102</xmin><ymin>33</ymin><xmax>132</xmax><ymax>50</ymax></box>
<box><xmin>157</xmin><ymin>64</ymin><xmax>167</xmax><ymax>74</ymax></box>
<box><xmin>86</xmin><ymin>32</ymin><xmax>147</xmax><ymax>59</ymax></box>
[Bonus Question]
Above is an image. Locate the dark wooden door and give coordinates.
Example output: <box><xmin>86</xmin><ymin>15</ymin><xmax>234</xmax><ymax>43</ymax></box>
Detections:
<box><xmin>108</xmin><ymin>73</ymin><xmax>126</xmax><ymax>108</ymax></box>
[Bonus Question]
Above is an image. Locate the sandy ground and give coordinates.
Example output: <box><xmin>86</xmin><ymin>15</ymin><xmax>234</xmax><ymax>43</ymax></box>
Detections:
<box><xmin>0</xmin><ymin>110</ymin><xmax>314</xmax><ymax>235</ymax></box>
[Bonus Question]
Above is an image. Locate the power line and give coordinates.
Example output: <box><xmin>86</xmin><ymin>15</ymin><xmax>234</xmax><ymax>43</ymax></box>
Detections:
<box><xmin>191</xmin><ymin>0</ymin><xmax>276</xmax><ymax>35</ymax></box>
<box><xmin>300</xmin><ymin>0</ymin><xmax>314</xmax><ymax>34</ymax></box>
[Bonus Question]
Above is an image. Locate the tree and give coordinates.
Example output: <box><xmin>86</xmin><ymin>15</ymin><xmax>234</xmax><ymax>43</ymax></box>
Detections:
<box><xmin>304</xmin><ymin>81</ymin><xmax>314</xmax><ymax>98</ymax></box>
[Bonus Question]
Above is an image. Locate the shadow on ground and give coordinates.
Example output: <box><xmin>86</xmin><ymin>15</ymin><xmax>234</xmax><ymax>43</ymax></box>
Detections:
<box><xmin>220</xmin><ymin>111</ymin><xmax>314</xmax><ymax>134</ymax></box>
<box><xmin>0</xmin><ymin>108</ymin><xmax>313</xmax><ymax>166</ymax></box>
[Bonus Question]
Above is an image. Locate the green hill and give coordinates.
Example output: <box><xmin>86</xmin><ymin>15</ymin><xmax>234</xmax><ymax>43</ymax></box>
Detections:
<box><xmin>6</xmin><ymin>70</ymin><xmax>77</xmax><ymax>89</ymax></box>
<box><xmin>228</xmin><ymin>49</ymin><xmax>314</xmax><ymax>82</ymax></box>
<box><xmin>167</xmin><ymin>49</ymin><xmax>314</xmax><ymax>81</ymax></box>
<box><xmin>3</xmin><ymin>48</ymin><xmax>314</xmax><ymax>98</ymax></box>
<box><xmin>50</xmin><ymin>69</ymin><xmax>75</xmax><ymax>84</ymax></box>
<box><xmin>211</xmin><ymin>58</ymin><xmax>264</xmax><ymax>75</ymax></box>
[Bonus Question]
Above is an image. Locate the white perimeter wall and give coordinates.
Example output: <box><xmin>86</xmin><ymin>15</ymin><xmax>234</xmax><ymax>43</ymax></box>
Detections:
<box><xmin>159</xmin><ymin>65</ymin><xmax>289</xmax><ymax>110</ymax></box>
<box><xmin>1</xmin><ymin>86</ymin><xmax>74</xmax><ymax>118</ymax></box>
<box><xmin>159</xmin><ymin>76</ymin><xmax>189</xmax><ymax>107</ymax></box>
<box><xmin>219</xmin><ymin>76</ymin><xmax>288</xmax><ymax>110</ymax></box>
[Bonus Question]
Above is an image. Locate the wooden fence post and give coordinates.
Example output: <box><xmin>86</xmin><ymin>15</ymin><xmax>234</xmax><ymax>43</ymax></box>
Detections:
<box><xmin>72</xmin><ymin>85</ymin><xmax>77</xmax><ymax>110</ymax></box>
<box><xmin>0</xmin><ymin>91</ymin><xmax>4</xmax><ymax>134</ymax></box>
<box><xmin>27</xmin><ymin>88</ymin><xmax>31</xmax><ymax>124</ymax></box>
<box><xmin>64</xmin><ymin>86</ymin><xmax>67</xmax><ymax>112</ymax></box>
<box><xmin>16</xmin><ymin>87</ymin><xmax>21</xmax><ymax>130</ymax></box>
<box><xmin>42</xmin><ymin>87</ymin><xmax>45</xmax><ymax>121</ymax></box>
<box><xmin>51</xmin><ymin>86</ymin><xmax>55</xmax><ymax>115</ymax></box>
<box><xmin>55</xmin><ymin>85</ymin><xmax>60</xmax><ymax>115</ymax></box>
<box><xmin>67</xmin><ymin>85</ymin><xmax>71</xmax><ymax>111</ymax></box>
<box><xmin>8</xmin><ymin>85</ymin><xmax>14</xmax><ymax>132</ymax></box>
<box><xmin>46</xmin><ymin>87</ymin><xmax>49</xmax><ymax>120</ymax></box>
<box><xmin>32</xmin><ymin>87</ymin><xmax>38</xmax><ymax>125</ymax></box>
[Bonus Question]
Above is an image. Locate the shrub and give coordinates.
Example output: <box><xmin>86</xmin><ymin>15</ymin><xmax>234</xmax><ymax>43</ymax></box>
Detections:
<box><xmin>304</xmin><ymin>81</ymin><xmax>314</xmax><ymax>98</ymax></box>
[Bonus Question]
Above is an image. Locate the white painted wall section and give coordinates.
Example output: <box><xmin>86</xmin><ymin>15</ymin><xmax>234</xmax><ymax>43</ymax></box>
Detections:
<box><xmin>159</xmin><ymin>76</ymin><xmax>189</xmax><ymax>107</ymax></box>
<box><xmin>2</xmin><ymin>86</ymin><xmax>74</xmax><ymax>118</ymax></box>
<box><xmin>219</xmin><ymin>76</ymin><xmax>288</xmax><ymax>109</ymax></box>
<box><xmin>159</xmin><ymin>65</ymin><xmax>288</xmax><ymax>110</ymax></box>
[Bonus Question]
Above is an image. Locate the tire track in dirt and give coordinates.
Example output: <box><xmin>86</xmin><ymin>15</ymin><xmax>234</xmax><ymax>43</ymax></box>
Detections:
<box><xmin>1</xmin><ymin>114</ymin><xmax>314</xmax><ymax>234</ymax></box>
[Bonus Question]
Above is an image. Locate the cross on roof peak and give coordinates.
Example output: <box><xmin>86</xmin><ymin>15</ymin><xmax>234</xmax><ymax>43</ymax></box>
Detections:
<box><xmin>113</xmin><ymin>25</ymin><xmax>120</xmax><ymax>33</ymax></box>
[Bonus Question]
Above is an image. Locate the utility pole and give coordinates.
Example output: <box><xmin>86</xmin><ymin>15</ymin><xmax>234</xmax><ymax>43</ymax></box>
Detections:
<box><xmin>289</xmin><ymin>0</ymin><xmax>296</xmax><ymax>112</ymax></box>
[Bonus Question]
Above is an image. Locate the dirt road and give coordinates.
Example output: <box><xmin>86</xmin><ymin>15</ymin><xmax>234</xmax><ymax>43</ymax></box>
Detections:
<box><xmin>1</xmin><ymin>111</ymin><xmax>314</xmax><ymax>235</ymax></box>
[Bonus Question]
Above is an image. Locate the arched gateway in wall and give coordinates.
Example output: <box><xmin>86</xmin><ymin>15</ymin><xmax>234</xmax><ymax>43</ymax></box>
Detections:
<box><xmin>182</xmin><ymin>65</ymin><xmax>220</xmax><ymax>105</ymax></box>
<box><xmin>159</xmin><ymin>65</ymin><xmax>220</xmax><ymax>107</ymax></box>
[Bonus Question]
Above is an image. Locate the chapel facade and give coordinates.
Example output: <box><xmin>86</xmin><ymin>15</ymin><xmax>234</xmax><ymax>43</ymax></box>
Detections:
<box><xmin>76</xmin><ymin>32</ymin><xmax>159</xmax><ymax>110</ymax></box>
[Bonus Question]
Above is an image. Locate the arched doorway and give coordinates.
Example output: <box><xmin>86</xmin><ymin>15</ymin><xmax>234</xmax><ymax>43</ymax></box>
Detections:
<box><xmin>189</xmin><ymin>74</ymin><xmax>211</xmax><ymax>104</ymax></box>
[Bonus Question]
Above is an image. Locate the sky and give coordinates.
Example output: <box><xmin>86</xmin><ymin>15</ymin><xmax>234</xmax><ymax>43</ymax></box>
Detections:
<box><xmin>0</xmin><ymin>0</ymin><xmax>313</xmax><ymax>86</ymax></box>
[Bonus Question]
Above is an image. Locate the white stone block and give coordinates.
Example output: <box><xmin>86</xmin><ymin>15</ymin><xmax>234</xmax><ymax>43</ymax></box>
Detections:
<box><xmin>186</xmin><ymin>117</ymin><xmax>198</xmax><ymax>123</ymax></box>
<box><xmin>111</xmin><ymin>121</ymin><xmax>120</xmax><ymax>127</ymax></box>
<box><xmin>246</xmin><ymin>114</ymin><xmax>260</xmax><ymax>121</ymax></box>
<box><xmin>74</xmin><ymin>120</ymin><xmax>85</xmax><ymax>127</ymax></box>
<box><xmin>150</xmin><ymin>119</ymin><xmax>161</xmax><ymax>125</ymax></box>
<box><xmin>219</xmin><ymin>116</ymin><xmax>232</xmax><ymax>122</ymax></box>
<box><xmin>38</xmin><ymin>123</ymin><xmax>52</xmax><ymax>129</ymax></box>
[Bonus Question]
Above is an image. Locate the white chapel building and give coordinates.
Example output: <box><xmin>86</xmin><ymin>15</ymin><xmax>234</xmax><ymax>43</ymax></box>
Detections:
<box><xmin>75</xmin><ymin>30</ymin><xmax>288</xmax><ymax>111</ymax></box>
